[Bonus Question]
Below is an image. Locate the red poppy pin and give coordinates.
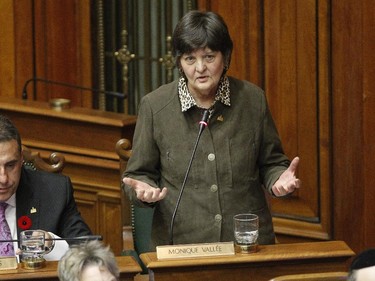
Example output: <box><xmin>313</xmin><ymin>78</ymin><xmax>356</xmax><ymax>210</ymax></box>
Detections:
<box><xmin>18</xmin><ymin>216</ymin><xmax>32</xmax><ymax>230</ymax></box>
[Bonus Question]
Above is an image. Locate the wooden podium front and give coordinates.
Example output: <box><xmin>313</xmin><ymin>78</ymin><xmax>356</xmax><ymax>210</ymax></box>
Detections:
<box><xmin>0</xmin><ymin>97</ymin><xmax>137</xmax><ymax>255</ymax></box>
<box><xmin>140</xmin><ymin>241</ymin><xmax>354</xmax><ymax>281</ymax></box>
<box><xmin>0</xmin><ymin>256</ymin><xmax>141</xmax><ymax>281</ymax></box>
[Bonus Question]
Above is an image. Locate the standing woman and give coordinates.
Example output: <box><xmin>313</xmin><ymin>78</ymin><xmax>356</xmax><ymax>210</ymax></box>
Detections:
<box><xmin>123</xmin><ymin>10</ymin><xmax>300</xmax><ymax>249</ymax></box>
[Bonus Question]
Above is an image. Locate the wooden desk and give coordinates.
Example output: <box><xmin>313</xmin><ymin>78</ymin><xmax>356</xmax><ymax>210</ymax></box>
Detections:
<box><xmin>140</xmin><ymin>241</ymin><xmax>355</xmax><ymax>281</ymax></box>
<box><xmin>0</xmin><ymin>256</ymin><xmax>142</xmax><ymax>281</ymax></box>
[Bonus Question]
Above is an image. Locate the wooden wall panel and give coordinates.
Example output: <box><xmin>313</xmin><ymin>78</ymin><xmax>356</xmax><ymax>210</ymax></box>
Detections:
<box><xmin>331</xmin><ymin>0</ymin><xmax>363</xmax><ymax>252</ymax></box>
<box><xmin>32</xmin><ymin>0</ymin><xmax>92</xmax><ymax>106</ymax></box>
<box><xmin>0</xmin><ymin>0</ymin><xmax>16</xmax><ymax>97</ymax></box>
<box><xmin>316</xmin><ymin>0</ymin><xmax>333</xmax><ymax>245</ymax></box>
<box><xmin>14</xmin><ymin>0</ymin><xmax>34</xmax><ymax>99</ymax></box>
<box><xmin>198</xmin><ymin>0</ymin><xmax>264</xmax><ymax>87</ymax></box>
<box><xmin>0</xmin><ymin>0</ymin><xmax>92</xmax><ymax>107</ymax></box>
<box><xmin>332</xmin><ymin>0</ymin><xmax>375</xmax><ymax>253</ymax></box>
<box><xmin>264</xmin><ymin>0</ymin><xmax>330</xmax><ymax>240</ymax></box>
<box><xmin>362</xmin><ymin>0</ymin><xmax>375</xmax><ymax>248</ymax></box>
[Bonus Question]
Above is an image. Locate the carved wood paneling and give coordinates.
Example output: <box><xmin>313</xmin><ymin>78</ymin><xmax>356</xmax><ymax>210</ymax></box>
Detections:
<box><xmin>362</xmin><ymin>0</ymin><xmax>375</xmax><ymax>249</ymax></box>
<box><xmin>0</xmin><ymin>0</ymin><xmax>92</xmax><ymax>107</ymax></box>
<box><xmin>32</xmin><ymin>0</ymin><xmax>92</xmax><ymax>106</ymax></box>
<box><xmin>264</xmin><ymin>0</ymin><xmax>331</xmax><ymax>240</ymax></box>
<box><xmin>198</xmin><ymin>0</ymin><xmax>264</xmax><ymax>87</ymax></box>
<box><xmin>0</xmin><ymin>0</ymin><xmax>18</xmax><ymax>97</ymax></box>
<box><xmin>332</xmin><ymin>0</ymin><xmax>375</xmax><ymax>253</ymax></box>
<box><xmin>74</xmin><ymin>194</ymin><xmax>98</xmax><ymax>234</ymax></box>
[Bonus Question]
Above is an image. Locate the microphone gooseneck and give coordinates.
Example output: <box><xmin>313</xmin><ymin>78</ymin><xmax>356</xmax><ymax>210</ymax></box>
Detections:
<box><xmin>22</xmin><ymin>77</ymin><xmax>126</xmax><ymax>100</ymax></box>
<box><xmin>169</xmin><ymin>109</ymin><xmax>210</xmax><ymax>245</ymax></box>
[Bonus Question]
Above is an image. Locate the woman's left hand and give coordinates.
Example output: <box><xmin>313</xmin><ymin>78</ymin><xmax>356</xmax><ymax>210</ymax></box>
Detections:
<box><xmin>272</xmin><ymin>156</ymin><xmax>301</xmax><ymax>197</ymax></box>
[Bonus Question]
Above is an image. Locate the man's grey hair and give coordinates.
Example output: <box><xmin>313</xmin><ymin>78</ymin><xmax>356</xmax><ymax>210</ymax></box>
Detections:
<box><xmin>0</xmin><ymin>115</ymin><xmax>22</xmax><ymax>153</ymax></box>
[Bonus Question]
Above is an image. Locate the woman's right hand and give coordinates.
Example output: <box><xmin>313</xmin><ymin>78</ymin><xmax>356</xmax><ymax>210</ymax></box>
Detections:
<box><xmin>123</xmin><ymin>177</ymin><xmax>168</xmax><ymax>203</ymax></box>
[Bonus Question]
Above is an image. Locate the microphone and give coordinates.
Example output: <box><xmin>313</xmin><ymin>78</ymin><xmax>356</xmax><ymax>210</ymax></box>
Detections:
<box><xmin>169</xmin><ymin>109</ymin><xmax>210</xmax><ymax>245</ymax></box>
<box><xmin>22</xmin><ymin>77</ymin><xmax>126</xmax><ymax>100</ymax></box>
<box><xmin>0</xmin><ymin>235</ymin><xmax>103</xmax><ymax>243</ymax></box>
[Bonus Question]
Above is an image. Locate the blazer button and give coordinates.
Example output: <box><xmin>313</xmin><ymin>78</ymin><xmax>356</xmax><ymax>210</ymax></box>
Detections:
<box><xmin>215</xmin><ymin>214</ymin><xmax>222</xmax><ymax>222</ymax></box>
<box><xmin>210</xmin><ymin>184</ymin><xmax>218</xmax><ymax>192</ymax></box>
<box><xmin>208</xmin><ymin>153</ymin><xmax>215</xmax><ymax>161</ymax></box>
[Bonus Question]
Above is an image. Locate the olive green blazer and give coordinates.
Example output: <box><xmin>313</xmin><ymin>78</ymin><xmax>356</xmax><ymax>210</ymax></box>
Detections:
<box><xmin>124</xmin><ymin>77</ymin><xmax>290</xmax><ymax>250</ymax></box>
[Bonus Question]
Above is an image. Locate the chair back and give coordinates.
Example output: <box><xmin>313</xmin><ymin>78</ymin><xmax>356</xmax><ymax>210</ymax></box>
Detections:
<box><xmin>22</xmin><ymin>145</ymin><xmax>65</xmax><ymax>173</ymax></box>
<box><xmin>116</xmin><ymin>138</ymin><xmax>154</xmax><ymax>274</ymax></box>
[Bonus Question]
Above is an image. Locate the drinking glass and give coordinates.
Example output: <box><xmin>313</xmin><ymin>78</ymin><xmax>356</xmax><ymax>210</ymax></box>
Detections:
<box><xmin>233</xmin><ymin>213</ymin><xmax>259</xmax><ymax>253</ymax></box>
<box><xmin>20</xmin><ymin>230</ymin><xmax>46</xmax><ymax>268</ymax></box>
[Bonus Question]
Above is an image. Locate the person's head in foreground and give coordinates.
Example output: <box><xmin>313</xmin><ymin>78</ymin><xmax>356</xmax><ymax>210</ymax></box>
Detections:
<box><xmin>347</xmin><ymin>248</ymin><xmax>375</xmax><ymax>281</ymax></box>
<box><xmin>58</xmin><ymin>240</ymin><xmax>119</xmax><ymax>281</ymax></box>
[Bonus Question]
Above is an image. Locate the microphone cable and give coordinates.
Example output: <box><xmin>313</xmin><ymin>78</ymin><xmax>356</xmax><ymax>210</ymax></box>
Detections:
<box><xmin>22</xmin><ymin>77</ymin><xmax>126</xmax><ymax>100</ymax></box>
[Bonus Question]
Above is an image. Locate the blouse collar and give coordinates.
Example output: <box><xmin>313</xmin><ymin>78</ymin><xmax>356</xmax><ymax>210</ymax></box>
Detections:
<box><xmin>178</xmin><ymin>75</ymin><xmax>231</xmax><ymax>112</ymax></box>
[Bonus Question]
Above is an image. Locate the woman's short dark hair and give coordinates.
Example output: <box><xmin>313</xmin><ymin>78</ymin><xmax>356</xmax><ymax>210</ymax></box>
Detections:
<box><xmin>172</xmin><ymin>10</ymin><xmax>233</xmax><ymax>69</ymax></box>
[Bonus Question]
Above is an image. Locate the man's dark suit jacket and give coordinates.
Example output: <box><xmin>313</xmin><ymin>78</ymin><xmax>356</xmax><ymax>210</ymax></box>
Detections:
<box><xmin>15</xmin><ymin>167</ymin><xmax>92</xmax><ymax>244</ymax></box>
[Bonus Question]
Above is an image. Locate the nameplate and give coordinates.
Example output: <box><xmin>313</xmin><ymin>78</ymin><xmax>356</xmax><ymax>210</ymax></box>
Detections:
<box><xmin>0</xmin><ymin>256</ymin><xmax>18</xmax><ymax>270</ymax></box>
<box><xmin>156</xmin><ymin>241</ymin><xmax>235</xmax><ymax>260</ymax></box>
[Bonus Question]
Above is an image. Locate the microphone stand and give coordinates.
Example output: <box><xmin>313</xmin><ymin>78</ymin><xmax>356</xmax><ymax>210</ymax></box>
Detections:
<box><xmin>22</xmin><ymin>77</ymin><xmax>126</xmax><ymax>100</ymax></box>
<box><xmin>169</xmin><ymin>110</ymin><xmax>210</xmax><ymax>245</ymax></box>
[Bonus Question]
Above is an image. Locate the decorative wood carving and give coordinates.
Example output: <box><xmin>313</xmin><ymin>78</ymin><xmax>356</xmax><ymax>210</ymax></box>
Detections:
<box><xmin>22</xmin><ymin>145</ymin><xmax>66</xmax><ymax>173</ymax></box>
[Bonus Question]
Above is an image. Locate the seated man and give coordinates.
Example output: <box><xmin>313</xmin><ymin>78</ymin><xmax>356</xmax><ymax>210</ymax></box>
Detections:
<box><xmin>348</xmin><ymin>248</ymin><xmax>375</xmax><ymax>281</ymax></box>
<box><xmin>0</xmin><ymin>114</ymin><xmax>92</xmax><ymax>260</ymax></box>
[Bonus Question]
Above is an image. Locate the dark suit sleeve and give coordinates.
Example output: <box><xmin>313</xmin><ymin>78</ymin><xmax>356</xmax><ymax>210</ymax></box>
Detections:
<box><xmin>57</xmin><ymin>176</ymin><xmax>92</xmax><ymax>241</ymax></box>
